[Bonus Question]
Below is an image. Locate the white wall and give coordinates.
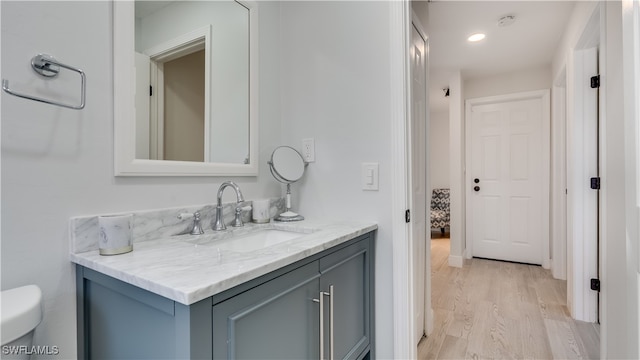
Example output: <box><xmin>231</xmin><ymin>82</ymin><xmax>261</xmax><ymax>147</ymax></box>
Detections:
<box><xmin>602</xmin><ymin>2</ymin><xmax>638</xmax><ymax>358</ymax></box>
<box><xmin>277</xmin><ymin>2</ymin><xmax>396</xmax><ymax>358</ymax></box>
<box><xmin>464</xmin><ymin>66</ymin><xmax>552</xmax><ymax>100</ymax></box>
<box><xmin>429</xmin><ymin>110</ymin><xmax>449</xmax><ymax>189</ymax></box>
<box><xmin>621</xmin><ymin>0</ymin><xmax>640</xmax><ymax>357</ymax></box>
<box><xmin>0</xmin><ymin>1</ymin><xmax>282</xmax><ymax>357</ymax></box>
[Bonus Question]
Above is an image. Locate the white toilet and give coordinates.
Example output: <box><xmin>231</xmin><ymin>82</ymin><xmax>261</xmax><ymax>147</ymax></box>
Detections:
<box><xmin>1</xmin><ymin>285</ymin><xmax>43</xmax><ymax>360</ymax></box>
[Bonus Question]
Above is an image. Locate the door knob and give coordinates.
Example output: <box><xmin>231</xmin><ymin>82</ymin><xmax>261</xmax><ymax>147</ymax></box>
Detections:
<box><xmin>474</xmin><ymin>178</ymin><xmax>480</xmax><ymax>183</ymax></box>
<box><xmin>474</xmin><ymin>186</ymin><xmax>480</xmax><ymax>192</ymax></box>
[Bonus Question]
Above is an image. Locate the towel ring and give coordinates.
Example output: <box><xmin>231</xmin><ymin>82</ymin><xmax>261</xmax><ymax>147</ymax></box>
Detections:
<box><xmin>2</xmin><ymin>54</ymin><xmax>86</xmax><ymax>110</ymax></box>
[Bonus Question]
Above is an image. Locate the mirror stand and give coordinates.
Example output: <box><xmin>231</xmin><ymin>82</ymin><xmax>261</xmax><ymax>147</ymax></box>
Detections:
<box><xmin>276</xmin><ymin>183</ymin><xmax>304</xmax><ymax>222</ymax></box>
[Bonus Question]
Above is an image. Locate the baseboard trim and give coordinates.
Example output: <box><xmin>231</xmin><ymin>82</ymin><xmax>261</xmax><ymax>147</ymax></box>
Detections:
<box><xmin>448</xmin><ymin>255</ymin><xmax>463</xmax><ymax>268</ymax></box>
<box><xmin>542</xmin><ymin>258</ymin><xmax>551</xmax><ymax>270</ymax></box>
<box><xmin>426</xmin><ymin>307</ymin><xmax>434</xmax><ymax>335</ymax></box>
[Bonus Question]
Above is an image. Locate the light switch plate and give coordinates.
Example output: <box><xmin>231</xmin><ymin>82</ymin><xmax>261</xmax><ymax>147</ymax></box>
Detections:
<box><xmin>362</xmin><ymin>163</ymin><xmax>379</xmax><ymax>191</ymax></box>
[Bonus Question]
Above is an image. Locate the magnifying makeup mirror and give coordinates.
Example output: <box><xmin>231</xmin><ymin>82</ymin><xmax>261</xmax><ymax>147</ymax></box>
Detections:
<box><xmin>268</xmin><ymin>146</ymin><xmax>307</xmax><ymax>221</ymax></box>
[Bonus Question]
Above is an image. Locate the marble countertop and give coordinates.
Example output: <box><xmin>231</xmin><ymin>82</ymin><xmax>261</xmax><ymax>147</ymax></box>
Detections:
<box><xmin>70</xmin><ymin>220</ymin><xmax>377</xmax><ymax>305</ymax></box>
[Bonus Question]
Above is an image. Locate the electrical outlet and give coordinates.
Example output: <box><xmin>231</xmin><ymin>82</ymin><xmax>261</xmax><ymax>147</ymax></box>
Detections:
<box><xmin>302</xmin><ymin>138</ymin><xmax>315</xmax><ymax>162</ymax></box>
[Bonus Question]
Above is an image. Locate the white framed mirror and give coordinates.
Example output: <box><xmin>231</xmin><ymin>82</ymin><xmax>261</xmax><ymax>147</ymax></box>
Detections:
<box><xmin>114</xmin><ymin>0</ymin><xmax>258</xmax><ymax>176</ymax></box>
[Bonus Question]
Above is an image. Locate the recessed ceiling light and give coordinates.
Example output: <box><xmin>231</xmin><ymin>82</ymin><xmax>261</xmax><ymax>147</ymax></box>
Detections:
<box><xmin>467</xmin><ymin>33</ymin><xmax>486</xmax><ymax>42</ymax></box>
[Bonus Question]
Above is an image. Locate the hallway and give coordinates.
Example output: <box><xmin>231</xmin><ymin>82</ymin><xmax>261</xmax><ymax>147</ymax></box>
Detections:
<box><xmin>418</xmin><ymin>236</ymin><xmax>600</xmax><ymax>359</ymax></box>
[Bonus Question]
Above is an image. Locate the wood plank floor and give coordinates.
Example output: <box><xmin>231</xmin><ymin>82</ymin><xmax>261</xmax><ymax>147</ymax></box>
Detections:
<box><xmin>418</xmin><ymin>236</ymin><xmax>600</xmax><ymax>359</ymax></box>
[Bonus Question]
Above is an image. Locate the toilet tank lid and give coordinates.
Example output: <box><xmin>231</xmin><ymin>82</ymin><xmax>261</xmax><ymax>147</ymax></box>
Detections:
<box><xmin>1</xmin><ymin>285</ymin><xmax>43</xmax><ymax>345</ymax></box>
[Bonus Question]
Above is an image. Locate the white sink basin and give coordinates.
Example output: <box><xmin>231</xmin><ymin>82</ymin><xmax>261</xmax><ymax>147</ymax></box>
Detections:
<box><xmin>211</xmin><ymin>229</ymin><xmax>306</xmax><ymax>253</ymax></box>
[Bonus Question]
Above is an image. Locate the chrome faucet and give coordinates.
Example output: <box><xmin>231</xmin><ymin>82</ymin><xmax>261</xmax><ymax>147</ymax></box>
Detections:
<box><xmin>213</xmin><ymin>181</ymin><xmax>245</xmax><ymax>231</ymax></box>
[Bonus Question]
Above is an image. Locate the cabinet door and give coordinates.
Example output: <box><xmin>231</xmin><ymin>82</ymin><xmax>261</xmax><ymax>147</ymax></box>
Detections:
<box><xmin>212</xmin><ymin>262</ymin><xmax>320</xmax><ymax>360</ymax></box>
<box><xmin>320</xmin><ymin>240</ymin><xmax>371</xmax><ymax>360</ymax></box>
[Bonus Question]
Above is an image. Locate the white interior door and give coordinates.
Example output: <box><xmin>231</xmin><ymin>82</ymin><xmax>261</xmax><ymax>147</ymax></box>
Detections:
<box><xmin>467</xmin><ymin>92</ymin><xmax>549</xmax><ymax>264</ymax></box>
<box><xmin>568</xmin><ymin>46</ymin><xmax>599</xmax><ymax>322</ymax></box>
<box><xmin>410</xmin><ymin>22</ymin><xmax>428</xmax><ymax>344</ymax></box>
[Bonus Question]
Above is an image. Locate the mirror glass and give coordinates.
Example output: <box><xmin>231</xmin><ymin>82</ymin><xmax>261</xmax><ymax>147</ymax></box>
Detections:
<box><xmin>135</xmin><ymin>0</ymin><xmax>249</xmax><ymax>163</ymax></box>
<box><xmin>270</xmin><ymin>146</ymin><xmax>306</xmax><ymax>183</ymax></box>
<box><xmin>113</xmin><ymin>0</ymin><xmax>257</xmax><ymax>176</ymax></box>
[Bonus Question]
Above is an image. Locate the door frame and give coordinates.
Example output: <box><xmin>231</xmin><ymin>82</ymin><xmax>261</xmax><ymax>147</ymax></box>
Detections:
<box><xmin>621</xmin><ymin>0</ymin><xmax>640</xmax><ymax>357</ymax></box>
<box><xmin>390</xmin><ymin>0</ymin><xmax>417</xmax><ymax>359</ymax></box>
<box><xmin>551</xmin><ymin>68</ymin><xmax>568</xmax><ymax>280</ymax></box>
<box><xmin>143</xmin><ymin>26</ymin><xmax>212</xmax><ymax>161</ymax></box>
<box><xmin>464</xmin><ymin>90</ymin><xmax>551</xmax><ymax>264</ymax></box>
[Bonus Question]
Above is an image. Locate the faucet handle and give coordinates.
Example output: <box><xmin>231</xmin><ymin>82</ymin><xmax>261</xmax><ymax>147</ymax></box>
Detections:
<box><xmin>177</xmin><ymin>212</ymin><xmax>204</xmax><ymax>235</ymax></box>
<box><xmin>177</xmin><ymin>212</ymin><xmax>193</xmax><ymax>220</ymax></box>
<box><xmin>232</xmin><ymin>205</ymin><xmax>252</xmax><ymax>227</ymax></box>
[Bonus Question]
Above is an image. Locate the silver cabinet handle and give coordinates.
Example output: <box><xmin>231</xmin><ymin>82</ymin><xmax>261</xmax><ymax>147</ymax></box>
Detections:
<box><xmin>315</xmin><ymin>285</ymin><xmax>334</xmax><ymax>360</ymax></box>
<box><xmin>327</xmin><ymin>285</ymin><xmax>334</xmax><ymax>360</ymax></box>
<box><xmin>313</xmin><ymin>294</ymin><xmax>325</xmax><ymax>360</ymax></box>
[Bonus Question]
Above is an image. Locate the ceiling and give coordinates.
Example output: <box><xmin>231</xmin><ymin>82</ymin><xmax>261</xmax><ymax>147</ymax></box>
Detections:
<box><xmin>427</xmin><ymin>1</ymin><xmax>576</xmax><ymax>113</ymax></box>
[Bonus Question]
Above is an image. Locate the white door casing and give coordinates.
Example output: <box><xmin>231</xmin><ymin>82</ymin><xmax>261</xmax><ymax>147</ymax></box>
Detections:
<box><xmin>551</xmin><ymin>69</ymin><xmax>568</xmax><ymax>280</ymax></box>
<box><xmin>143</xmin><ymin>26</ymin><xmax>211</xmax><ymax>162</ymax></box>
<box><xmin>466</xmin><ymin>90</ymin><xmax>550</xmax><ymax>265</ymax></box>
<box><xmin>135</xmin><ymin>52</ymin><xmax>151</xmax><ymax>160</ymax></box>
<box><xmin>410</xmin><ymin>19</ymin><xmax>429</xmax><ymax>344</ymax></box>
<box><xmin>390</xmin><ymin>0</ymin><xmax>415</xmax><ymax>358</ymax></box>
<box><xmin>449</xmin><ymin>72</ymin><xmax>466</xmax><ymax>266</ymax></box>
<box><xmin>621</xmin><ymin>0</ymin><xmax>640</xmax><ymax>273</ymax></box>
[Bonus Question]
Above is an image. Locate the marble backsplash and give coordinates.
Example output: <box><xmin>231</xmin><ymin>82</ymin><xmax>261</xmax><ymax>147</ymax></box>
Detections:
<box><xmin>70</xmin><ymin>198</ymin><xmax>285</xmax><ymax>254</ymax></box>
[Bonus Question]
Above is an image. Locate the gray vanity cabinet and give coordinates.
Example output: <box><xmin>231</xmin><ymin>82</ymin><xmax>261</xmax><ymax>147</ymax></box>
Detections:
<box><xmin>76</xmin><ymin>232</ymin><xmax>374</xmax><ymax>360</ymax></box>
